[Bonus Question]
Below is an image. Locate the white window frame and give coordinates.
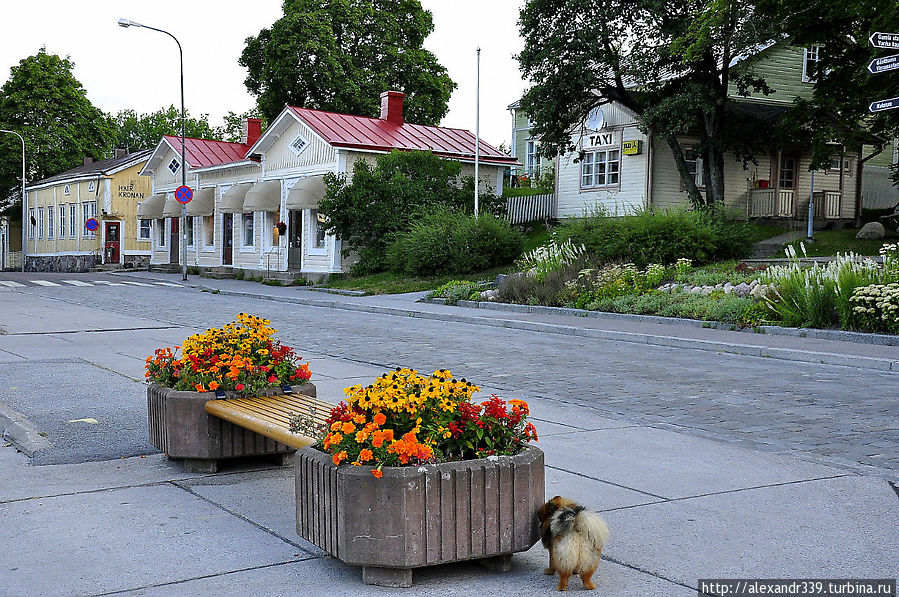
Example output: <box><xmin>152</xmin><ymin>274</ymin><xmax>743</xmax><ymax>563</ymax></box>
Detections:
<box><xmin>88</xmin><ymin>181</ymin><xmax>95</xmax><ymax>192</ymax></box>
<box><xmin>185</xmin><ymin>216</ymin><xmax>195</xmax><ymax>248</ymax></box>
<box><xmin>802</xmin><ymin>45</ymin><xmax>822</xmax><ymax>83</ymax></box>
<box><xmin>241</xmin><ymin>212</ymin><xmax>255</xmax><ymax>250</ymax></box>
<box><xmin>827</xmin><ymin>156</ymin><xmax>852</xmax><ymax>175</ymax></box>
<box><xmin>47</xmin><ymin>206</ymin><xmax>54</xmax><ymax>239</ymax></box>
<box><xmin>82</xmin><ymin>202</ymin><xmax>97</xmax><ymax>238</ymax></box>
<box><xmin>580</xmin><ymin>149</ymin><xmax>621</xmax><ymax>189</ymax></box>
<box><xmin>289</xmin><ymin>134</ymin><xmax>309</xmax><ymax>156</ymax></box>
<box><xmin>138</xmin><ymin>218</ymin><xmax>151</xmax><ymax>242</ymax></box>
<box><xmin>308</xmin><ymin>209</ymin><xmax>327</xmax><ymax>254</ymax></box>
<box><xmin>525</xmin><ymin>139</ymin><xmax>539</xmax><ymax>178</ymax></box>
<box><xmin>28</xmin><ymin>208</ymin><xmax>35</xmax><ymax>240</ymax></box>
<box><xmin>59</xmin><ymin>205</ymin><xmax>66</xmax><ymax>239</ymax></box>
<box><xmin>156</xmin><ymin>219</ymin><xmax>166</xmax><ymax>248</ymax></box>
<box><xmin>37</xmin><ymin>207</ymin><xmax>44</xmax><ymax>239</ymax></box>
<box><xmin>683</xmin><ymin>146</ymin><xmax>705</xmax><ymax>189</ymax></box>
<box><xmin>168</xmin><ymin>158</ymin><xmax>181</xmax><ymax>176</ymax></box>
<box><xmin>69</xmin><ymin>204</ymin><xmax>77</xmax><ymax>238</ymax></box>
<box><xmin>64</xmin><ymin>184</ymin><xmax>70</xmax><ymax>195</ymax></box>
<box><xmin>201</xmin><ymin>214</ymin><xmax>215</xmax><ymax>250</ymax></box>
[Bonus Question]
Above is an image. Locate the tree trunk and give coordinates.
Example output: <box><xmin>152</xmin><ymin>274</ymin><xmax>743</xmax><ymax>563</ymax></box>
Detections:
<box><xmin>663</xmin><ymin>133</ymin><xmax>704</xmax><ymax>208</ymax></box>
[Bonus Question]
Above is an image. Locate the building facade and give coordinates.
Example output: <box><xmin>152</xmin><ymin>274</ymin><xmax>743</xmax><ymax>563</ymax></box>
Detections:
<box><xmin>139</xmin><ymin>91</ymin><xmax>516</xmax><ymax>279</ymax></box>
<box><xmin>23</xmin><ymin>149</ymin><xmax>153</xmax><ymax>272</ymax></box>
<box><xmin>507</xmin><ymin>99</ymin><xmax>556</xmax><ymax>184</ymax></box>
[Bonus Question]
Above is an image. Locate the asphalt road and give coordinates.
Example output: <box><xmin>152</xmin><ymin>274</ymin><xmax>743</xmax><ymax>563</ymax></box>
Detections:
<box><xmin>1</xmin><ymin>271</ymin><xmax>897</xmax><ymax>476</ymax></box>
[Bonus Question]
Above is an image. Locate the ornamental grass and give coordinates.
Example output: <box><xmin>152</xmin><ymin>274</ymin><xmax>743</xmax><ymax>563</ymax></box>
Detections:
<box><xmin>145</xmin><ymin>313</ymin><xmax>311</xmax><ymax>394</ymax></box>
<box><xmin>300</xmin><ymin>368</ymin><xmax>538</xmax><ymax>478</ymax></box>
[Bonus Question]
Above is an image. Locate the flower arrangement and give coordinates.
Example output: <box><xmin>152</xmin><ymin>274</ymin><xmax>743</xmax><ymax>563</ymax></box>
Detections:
<box><xmin>145</xmin><ymin>313</ymin><xmax>311</xmax><ymax>394</ymax></box>
<box><xmin>308</xmin><ymin>368</ymin><xmax>537</xmax><ymax>477</ymax></box>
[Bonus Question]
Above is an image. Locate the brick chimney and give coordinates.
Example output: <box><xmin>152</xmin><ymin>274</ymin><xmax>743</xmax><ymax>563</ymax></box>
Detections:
<box><xmin>242</xmin><ymin>118</ymin><xmax>263</xmax><ymax>146</ymax></box>
<box><xmin>83</xmin><ymin>157</ymin><xmax>93</xmax><ymax>166</ymax></box>
<box><xmin>380</xmin><ymin>91</ymin><xmax>405</xmax><ymax>125</ymax></box>
<box><xmin>115</xmin><ymin>148</ymin><xmax>129</xmax><ymax>159</ymax></box>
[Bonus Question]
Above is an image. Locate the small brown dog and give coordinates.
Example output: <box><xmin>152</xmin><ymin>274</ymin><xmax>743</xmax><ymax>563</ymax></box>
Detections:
<box><xmin>537</xmin><ymin>496</ymin><xmax>610</xmax><ymax>591</ymax></box>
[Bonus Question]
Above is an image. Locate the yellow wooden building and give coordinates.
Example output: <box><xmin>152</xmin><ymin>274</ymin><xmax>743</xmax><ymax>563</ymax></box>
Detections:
<box><xmin>24</xmin><ymin>149</ymin><xmax>153</xmax><ymax>271</ymax></box>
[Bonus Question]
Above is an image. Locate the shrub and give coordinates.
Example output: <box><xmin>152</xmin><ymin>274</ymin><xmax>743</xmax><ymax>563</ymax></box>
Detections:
<box><xmin>430</xmin><ymin>280</ymin><xmax>483</xmax><ymax>305</ymax></box>
<box><xmin>497</xmin><ymin>259</ymin><xmax>587</xmax><ymax>307</ymax></box>
<box><xmin>553</xmin><ymin>207</ymin><xmax>751</xmax><ymax>267</ymax></box>
<box><xmin>387</xmin><ymin>207</ymin><xmax>524</xmax><ymax>276</ymax></box>
<box><xmin>849</xmin><ymin>284</ymin><xmax>899</xmax><ymax>333</ymax></box>
<box><xmin>517</xmin><ymin>239</ymin><xmax>587</xmax><ymax>283</ymax></box>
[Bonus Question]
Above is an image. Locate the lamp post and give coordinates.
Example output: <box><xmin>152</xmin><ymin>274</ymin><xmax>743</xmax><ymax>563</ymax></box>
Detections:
<box><xmin>0</xmin><ymin>129</ymin><xmax>26</xmax><ymax>272</ymax></box>
<box><xmin>118</xmin><ymin>18</ymin><xmax>188</xmax><ymax>280</ymax></box>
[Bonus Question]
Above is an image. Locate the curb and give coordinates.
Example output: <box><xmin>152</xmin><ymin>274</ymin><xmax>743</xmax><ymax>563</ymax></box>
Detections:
<box><xmin>0</xmin><ymin>401</ymin><xmax>50</xmax><ymax>457</ymax></box>
<box><xmin>182</xmin><ymin>283</ymin><xmax>898</xmax><ymax>372</ymax></box>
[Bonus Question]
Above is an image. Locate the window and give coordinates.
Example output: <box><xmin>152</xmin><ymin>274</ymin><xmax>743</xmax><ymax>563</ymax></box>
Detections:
<box><xmin>88</xmin><ymin>181</ymin><xmax>95</xmax><ymax>192</ymax></box>
<box><xmin>64</xmin><ymin>184</ymin><xmax>70</xmax><ymax>195</ymax></box>
<box><xmin>28</xmin><ymin>208</ymin><xmax>35</xmax><ymax>239</ymax></box>
<box><xmin>168</xmin><ymin>158</ymin><xmax>181</xmax><ymax>175</ymax></box>
<box><xmin>47</xmin><ymin>207</ymin><xmax>54</xmax><ymax>239</ymax></box>
<box><xmin>803</xmin><ymin>45</ymin><xmax>822</xmax><ymax>83</ymax></box>
<box><xmin>138</xmin><ymin>218</ymin><xmax>151</xmax><ymax>241</ymax></box>
<box><xmin>525</xmin><ymin>139</ymin><xmax>540</xmax><ymax>178</ymax></box>
<box><xmin>156</xmin><ymin>219</ymin><xmax>166</xmax><ymax>247</ymax></box>
<box><xmin>69</xmin><ymin>204</ymin><xmax>77</xmax><ymax>238</ymax></box>
<box><xmin>59</xmin><ymin>205</ymin><xmax>66</xmax><ymax>238</ymax></box>
<box><xmin>202</xmin><ymin>215</ymin><xmax>214</xmax><ymax>247</ymax></box>
<box><xmin>289</xmin><ymin>134</ymin><xmax>309</xmax><ymax>156</ymax></box>
<box><xmin>242</xmin><ymin>213</ymin><xmax>255</xmax><ymax>248</ymax></box>
<box><xmin>310</xmin><ymin>210</ymin><xmax>327</xmax><ymax>250</ymax></box>
<box><xmin>779</xmin><ymin>157</ymin><xmax>796</xmax><ymax>189</ymax></box>
<box><xmin>184</xmin><ymin>217</ymin><xmax>195</xmax><ymax>247</ymax></box>
<box><xmin>82</xmin><ymin>202</ymin><xmax>97</xmax><ymax>237</ymax></box>
<box><xmin>828</xmin><ymin>156</ymin><xmax>852</xmax><ymax>174</ymax></box>
<box><xmin>684</xmin><ymin>146</ymin><xmax>704</xmax><ymax>188</ymax></box>
<box><xmin>580</xmin><ymin>149</ymin><xmax>621</xmax><ymax>188</ymax></box>
<box><xmin>37</xmin><ymin>207</ymin><xmax>44</xmax><ymax>239</ymax></box>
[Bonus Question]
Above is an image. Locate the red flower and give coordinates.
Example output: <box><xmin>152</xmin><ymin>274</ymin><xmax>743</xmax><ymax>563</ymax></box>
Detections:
<box><xmin>268</xmin><ymin>375</ymin><xmax>277</xmax><ymax>383</ymax></box>
<box><xmin>235</xmin><ymin>383</ymin><xmax>245</xmax><ymax>391</ymax></box>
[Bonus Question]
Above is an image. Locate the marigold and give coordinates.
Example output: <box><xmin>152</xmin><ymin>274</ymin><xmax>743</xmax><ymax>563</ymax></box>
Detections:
<box><xmin>371</xmin><ymin>468</ymin><xmax>383</xmax><ymax>478</ymax></box>
<box><xmin>332</xmin><ymin>451</ymin><xmax>348</xmax><ymax>466</ymax></box>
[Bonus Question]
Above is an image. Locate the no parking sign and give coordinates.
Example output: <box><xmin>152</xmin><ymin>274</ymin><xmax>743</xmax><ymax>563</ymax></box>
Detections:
<box><xmin>175</xmin><ymin>185</ymin><xmax>193</xmax><ymax>204</ymax></box>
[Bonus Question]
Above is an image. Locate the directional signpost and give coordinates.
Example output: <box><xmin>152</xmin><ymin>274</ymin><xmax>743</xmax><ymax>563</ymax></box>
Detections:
<box><xmin>870</xmin><ymin>32</ymin><xmax>899</xmax><ymax>50</ymax></box>
<box><xmin>868</xmin><ymin>54</ymin><xmax>899</xmax><ymax>74</ymax></box>
<box><xmin>869</xmin><ymin>98</ymin><xmax>899</xmax><ymax>113</ymax></box>
<box><xmin>869</xmin><ymin>32</ymin><xmax>899</xmax><ymax>113</ymax></box>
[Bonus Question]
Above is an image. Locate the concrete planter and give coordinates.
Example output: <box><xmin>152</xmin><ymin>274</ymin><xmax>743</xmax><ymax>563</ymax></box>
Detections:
<box><xmin>147</xmin><ymin>382</ymin><xmax>316</xmax><ymax>472</ymax></box>
<box><xmin>295</xmin><ymin>444</ymin><xmax>544</xmax><ymax>587</ymax></box>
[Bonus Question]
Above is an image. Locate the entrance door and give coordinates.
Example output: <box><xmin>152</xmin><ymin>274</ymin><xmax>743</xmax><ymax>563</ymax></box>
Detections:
<box><xmin>287</xmin><ymin>210</ymin><xmax>302</xmax><ymax>269</ymax></box>
<box><xmin>104</xmin><ymin>221</ymin><xmax>120</xmax><ymax>264</ymax></box>
<box><xmin>222</xmin><ymin>213</ymin><xmax>233</xmax><ymax>266</ymax></box>
<box><xmin>170</xmin><ymin>218</ymin><xmax>179</xmax><ymax>264</ymax></box>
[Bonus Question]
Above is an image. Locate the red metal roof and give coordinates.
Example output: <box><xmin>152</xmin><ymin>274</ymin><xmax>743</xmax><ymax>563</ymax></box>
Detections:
<box><xmin>288</xmin><ymin>107</ymin><xmax>517</xmax><ymax>164</ymax></box>
<box><xmin>162</xmin><ymin>136</ymin><xmax>250</xmax><ymax>169</ymax></box>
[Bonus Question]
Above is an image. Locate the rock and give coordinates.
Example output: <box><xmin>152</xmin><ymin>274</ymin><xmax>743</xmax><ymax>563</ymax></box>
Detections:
<box><xmin>690</xmin><ymin>287</ymin><xmax>703</xmax><ymax>295</ymax></box>
<box><xmin>735</xmin><ymin>283</ymin><xmax>751</xmax><ymax>296</ymax></box>
<box><xmin>724</xmin><ymin>282</ymin><xmax>734</xmax><ymax>294</ymax></box>
<box><xmin>494</xmin><ymin>274</ymin><xmax>508</xmax><ymax>286</ymax></box>
<box><xmin>856</xmin><ymin>222</ymin><xmax>886</xmax><ymax>240</ymax></box>
<box><xmin>749</xmin><ymin>279</ymin><xmax>759</xmax><ymax>288</ymax></box>
<box><xmin>701</xmin><ymin>287</ymin><xmax>713</xmax><ymax>295</ymax></box>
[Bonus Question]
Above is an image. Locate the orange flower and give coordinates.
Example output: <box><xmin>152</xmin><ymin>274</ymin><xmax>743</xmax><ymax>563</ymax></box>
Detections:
<box><xmin>358</xmin><ymin>449</ymin><xmax>373</xmax><ymax>462</ymax></box>
<box><xmin>195</xmin><ymin>383</ymin><xmax>207</xmax><ymax>392</ymax></box>
<box><xmin>341</xmin><ymin>421</ymin><xmax>356</xmax><ymax>435</ymax></box>
<box><xmin>208</xmin><ymin>381</ymin><xmax>220</xmax><ymax>391</ymax></box>
<box><xmin>373</xmin><ymin>412</ymin><xmax>387</xmax><ymax>426</ymax></box>
<box><xmin>353</xmin><ymin>414</ymin><xmax>366</xmax><ymax>425</ymax></box>
<box><xmin>355</xmin><ymin>430</ymin><xmax>369</xmax><ymax>443</ymax></box>
<box><xmin>371</xmin><ymin>468</ymin><xmax>383</xmax><ymax>478</ymax></box>
<box><xmin>332</xmin><ymin>451</ymin><xmax>348</xmax><ymax>466</ymax></box>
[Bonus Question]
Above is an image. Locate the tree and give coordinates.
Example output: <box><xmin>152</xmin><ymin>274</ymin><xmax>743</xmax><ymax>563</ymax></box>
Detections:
<box><xmin>517</xmin><ymin>0</ymin><xmax>777</xmax><ymax>208</ymax></box>
<box><xmin>0</xmin><ymin>48</ymin><xmax>115</xmax><ymax>214</ymax></box>
<box><xmin>239</xmin><ymin>0</ymin><xmax>455</xmax><ymax>124</ymax></box>
<box><xmin>111</xmin><ymin>106</ymin><xmax>223</xmax><ymax>152</ymax></box>
<box><xmin>318</xmin><ymin>150</ymin><xmax>501</xmax><ymax>273</ymax></box>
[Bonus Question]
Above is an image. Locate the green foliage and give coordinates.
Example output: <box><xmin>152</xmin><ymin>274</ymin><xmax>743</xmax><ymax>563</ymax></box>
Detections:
<box><xmin>517</xmin><ymin>239</ymin><xmax>587</xmax><ymax>283</ymax></box>
<box><xmin>849</xmin><ymin>284</ymin><xmax>899</xmax><ymax>334</ymax></box>
<box><xmin>430</xmin><ymin>280</ymin><xmax>484</xmax><ymax>305</ymax></box>
<box><xmin>0</xmin><ymin>48</ymin><xmax>115</xmax><ymax>213</ymax></box>
<box><xmin>318</xmin><ymin>150</ymin><xmax>503</xmax><ymax>273</ymax></box>
<box><xmin>240</xmin><ymin>0</ymin><xmax>455</xmax><ymax>124</ymax></box>
<box><xmin>561</xmin><ymin>263</ymin><xmax>668</xmax><ymax>309</ymax></box>
<box><xmin>112</xmin><ymin>106</ymin><xmax>223</xmax><ymax>152</ymax></box>
<box><xmin>387</xmin><ymin>207</ymin><xmax>524</xmax><ymax>276</ymax></box>
<box><xmin>553</xmin><ymin>208</ymin><xmax>750</xmax><ymax>267</ymax></box>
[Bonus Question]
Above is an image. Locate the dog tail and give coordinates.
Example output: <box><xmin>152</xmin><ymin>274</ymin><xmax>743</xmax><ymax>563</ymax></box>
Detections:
<box><xmin>574</xmin><ymin>509</ymin><xmax>610</xmax><ymax>552</ymax></box>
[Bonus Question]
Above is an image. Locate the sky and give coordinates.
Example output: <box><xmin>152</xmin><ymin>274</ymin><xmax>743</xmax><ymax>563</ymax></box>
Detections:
<box><xmin>0</xmin><ymin>0</ymin><xmax>528</xmax><ymax>149</ymax></box>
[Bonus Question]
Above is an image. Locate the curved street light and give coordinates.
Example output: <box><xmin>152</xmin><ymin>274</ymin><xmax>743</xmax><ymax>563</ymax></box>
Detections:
<box><xmin>119</xmin><ymin>18</ymin><xmax>188</xmax><ymax>281</ymax></box>
<box><xmin>0</xmin><ymin>129</ymin><xmax>26</xmax><ymax>272</ymax></box>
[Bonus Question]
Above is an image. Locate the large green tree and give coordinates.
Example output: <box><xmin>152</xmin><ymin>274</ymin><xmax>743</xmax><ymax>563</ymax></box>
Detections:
<box><xmin>240</xmin><ymin>0</ymin><xmax>455</xmax><ymax>124</ymax></box>
<box><xmin>0</xmin><ymin>48</ymin><xmax>115</xmax><ymax>214</ymax></box>
<box><xmin>518</xmin><ymin>0</ymin><xmax>777</xmax><ymax>207</ymax></box>
<box><xmin>112</xmin><ymin>106</ymin><xmax>224</xmax><ymax>152</ymax></box>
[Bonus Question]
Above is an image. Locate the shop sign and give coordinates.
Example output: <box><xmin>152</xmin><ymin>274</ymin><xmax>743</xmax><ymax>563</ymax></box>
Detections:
<box><xmin>586</xmin><ymin>131</ymin><xmax>617</xmax><ymax>148</ymax></box>
<box><xmin>622</xmin><ymin>140</ymin><xmax>642</xmax><ymax>155</ymax></box>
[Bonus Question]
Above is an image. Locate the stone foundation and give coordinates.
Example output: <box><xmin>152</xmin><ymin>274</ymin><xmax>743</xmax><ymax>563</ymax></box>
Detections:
<box><xmin>26</xmin><ymin>254</ymin><xmax>99</xmax><ymax>273</ymax></box>
<box><xmin>122</xmin><ymin>255</ymin><xmax>150</xmax><ymax>270</ymax></box>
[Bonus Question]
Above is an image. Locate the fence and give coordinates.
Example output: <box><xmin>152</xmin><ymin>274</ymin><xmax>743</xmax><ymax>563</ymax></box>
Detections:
<box><xmin>862</xmin><ymin>165</ymin><xmax>899</xmax><ymax>210</ymax></box>
<box><xmin>505</xmin><ymin>193</ymin><xmax>554</xmax><ymax>224</ymax></box>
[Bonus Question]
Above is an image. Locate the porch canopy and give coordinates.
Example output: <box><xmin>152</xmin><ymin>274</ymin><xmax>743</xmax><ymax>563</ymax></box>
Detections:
<box><xmin>243</xmin><ymin>180</ymin><xmax>281</xmax><ymax>213</ymax></box>
<box><xmin>186</xmin><ymin>187</ymin><xmax>215</xmax><ymax>217</ymax></box>
<box><xmin>286</xmin><ymin>175</ymin><xmax>326</xmax><ymax>210</ymax></box>
<box><xmin>162</xmin><ymin>195</ymin><xmax>183</xmax><ymax>218</ymax></box>
<box><xmin>136</xmin><ymin>193</ymin><xmax>165</xmax><ymax>219</ymax></box>
<box><xmin>220</xmin><ymin>182</ymin><xmax>253</xmax><ymax>213</ymax></box>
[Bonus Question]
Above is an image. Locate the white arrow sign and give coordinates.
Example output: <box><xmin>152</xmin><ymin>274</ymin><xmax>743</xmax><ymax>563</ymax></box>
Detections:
<box><xmin>870</xmin><ymin>32</ymin><xmax>899</xmax><ymax>49</ymax></box>
<box><xmin>868</xmin><ymin>54</ymin><xmax>899</xmax><ymax>74</ymax></box>
<box><xmin>869</xmin><ymin>97</ymin><xmax>899</xmax><ymax>112</ymax></box>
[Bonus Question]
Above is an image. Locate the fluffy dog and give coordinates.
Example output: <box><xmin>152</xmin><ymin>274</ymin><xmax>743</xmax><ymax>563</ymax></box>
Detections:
<box><xmin>537</xmin><ymin>496</ymin><xmax>610</xmax><ymax>591</ymax></box>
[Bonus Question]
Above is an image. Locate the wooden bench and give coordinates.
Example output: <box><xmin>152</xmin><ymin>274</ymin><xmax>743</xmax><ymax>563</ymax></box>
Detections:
<box><xmin>204</xmin><ymin>392</ymin><xmax>332</xmax><ymax>451</ymax></box>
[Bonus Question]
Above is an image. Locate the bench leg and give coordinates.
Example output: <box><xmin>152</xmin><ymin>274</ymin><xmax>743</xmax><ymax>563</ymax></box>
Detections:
<box><xmin>362</xmin><ymin>566</ymin><xmax>412</xmax><ymax>588</ymax></box>
<box><xmin>183</xmin><ymin>458</ymin><xmax>218</xmax><ymax>473</ymax></box>
<box><xmin>477</xmin><ymin>553</ymin><xmax>513</xmax><ymax>572</ymax></box>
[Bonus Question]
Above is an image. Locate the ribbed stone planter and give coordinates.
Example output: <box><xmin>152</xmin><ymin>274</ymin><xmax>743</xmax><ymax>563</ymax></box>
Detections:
<box><xmin>147</xmin><ymin>382</ymin><xmax>316</xmax><ymax>472</ymax></box>
<box><xmin>295</xmin><ymin>444</ymin><xmax>544</xmax><ymax>587</ymax></box>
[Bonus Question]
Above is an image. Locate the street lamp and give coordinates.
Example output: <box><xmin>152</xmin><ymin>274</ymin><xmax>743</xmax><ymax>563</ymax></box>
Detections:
<box><xmin>0</xmin><ymin>129</ymin><xmax>26</xmax><ymax>273</ymax></box>
<box><xmin>119</xmin><ymin>18</ymin><xmax>188</xmax><ymax>281</ymax></box>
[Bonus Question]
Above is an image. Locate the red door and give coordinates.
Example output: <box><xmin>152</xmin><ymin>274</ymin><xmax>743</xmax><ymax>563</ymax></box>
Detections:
<box><xmin>104</xmin><ymin>222</ymin><xmax>120</xmax><ymax>264</ymax></box>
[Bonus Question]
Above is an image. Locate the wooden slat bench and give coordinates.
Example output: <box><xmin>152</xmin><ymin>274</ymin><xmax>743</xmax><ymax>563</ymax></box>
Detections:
<box><xmin>205</xmin><ymin>393</ymin><xmax>332</xmax><ymax>451</ymax></box>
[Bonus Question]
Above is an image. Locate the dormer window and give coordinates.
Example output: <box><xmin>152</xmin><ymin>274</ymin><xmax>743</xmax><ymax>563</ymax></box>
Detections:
<box><xmin>88</xmin><ymin>181</ymin><xmax>95</xmax><ymax>192</ymax></box>
<box><xmin>802</xmin><ymin>46</ymin><xmax>822</xmax><ymax>83</ymax></box>
<box><xmin>289</xmin><ymin>134</ymin><xmax>309</xmax><ymax>156</ymax></box>
<box><xmin>168</xmin><ymin>158</ymin><xmax>181</xmax><ymax>175</ymax></box>
<box><xmin>64</xmin><ymin>184</ymin><xmax>70</xmax><ymax>195</ymax></box>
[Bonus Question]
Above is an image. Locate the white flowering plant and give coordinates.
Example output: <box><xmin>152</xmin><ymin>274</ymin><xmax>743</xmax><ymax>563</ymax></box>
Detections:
<box><xmin>517</xmin><ymin>239</ymin><xmax>587</xmax><ymax>283</ymax></box>
<box><xmin>849</xmin><ymin>283</ymin><xmax>899</xmax><ymax>334</ymax></box>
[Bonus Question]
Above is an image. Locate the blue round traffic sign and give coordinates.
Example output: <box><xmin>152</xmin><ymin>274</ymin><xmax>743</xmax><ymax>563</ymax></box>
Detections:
<box><xmin>85</xmin><ymin>218</ymin><xmax>99</xmax><ymax>232</ymax></box>
<box><xmin>175</xmin><ymin>185</ymin><xmax>193</xmax><ymax>204</ymax></box>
